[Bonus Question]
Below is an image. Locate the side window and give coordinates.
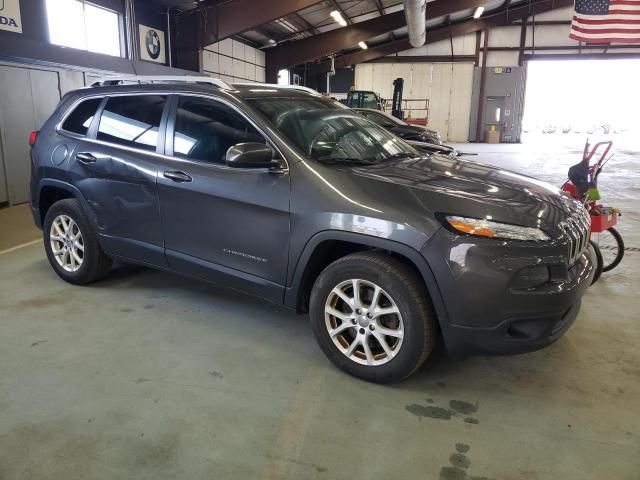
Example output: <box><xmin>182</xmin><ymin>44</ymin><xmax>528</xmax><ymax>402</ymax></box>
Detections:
<box><xmin>61</xmin><ymin>98</ymin><xmax>102</xmax><ymax>136</ymax></box>
<box><xmin>97</xmin><ymin>95</ymin><xmax>166</xmax><ymax>151</ymax></box>
<box><xmin>173</xmin><ymin>96</ymin><xmax>264</xmax><ymax>164</ymax></box>
<box><xmin>363</xmin><ymin>93</ymin><xmax>378</xmax><ymax>109</ymax></box>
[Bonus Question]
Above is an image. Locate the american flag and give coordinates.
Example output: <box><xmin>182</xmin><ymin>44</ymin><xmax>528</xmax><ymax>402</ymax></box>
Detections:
<box><xmin>570</xmin><ymin>0</ymin><xmax>640</xmax><ymax>43</ymax></box>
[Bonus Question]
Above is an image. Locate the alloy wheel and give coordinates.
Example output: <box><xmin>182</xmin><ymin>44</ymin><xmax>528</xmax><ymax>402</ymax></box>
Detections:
<box><xmin>50</xmin><ymin>214</ymin><xmax>84</xmax><ymax>272</ymax></box>
<box><xmin>324</xmin><ymin>279</ymin><xmax>404</xmax><ymax>366</ymax></box>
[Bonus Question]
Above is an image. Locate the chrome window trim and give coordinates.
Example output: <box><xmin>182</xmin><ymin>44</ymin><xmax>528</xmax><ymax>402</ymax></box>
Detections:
<box><xmin>55</xmin><ymin>90</ymin><xmax>289</xmax><ymax>172</ymax></box>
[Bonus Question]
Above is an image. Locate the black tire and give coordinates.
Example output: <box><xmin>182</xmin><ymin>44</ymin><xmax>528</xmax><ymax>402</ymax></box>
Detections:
<box><xmin>588</xmin><ymin>240</ymin><xmax>603</xmax><ymax>285</ymax></box>
<box><xmin>43</xmin><ymin>198</ymin><xmax>112</xmax><ymax>285</ymax></box>
<box><xmin>309</xmin><ymin>251</ymin><xmax>436</xmax><ymax>383</ymax></box>
<box><xmin>595</xmin><ymin>227</ymin><xmax>624</xmax><ymax>272</ymax></box>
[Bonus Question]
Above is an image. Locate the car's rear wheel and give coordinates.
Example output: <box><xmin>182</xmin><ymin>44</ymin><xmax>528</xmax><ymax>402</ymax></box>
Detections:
<box><xmin>43</xmin><ymin>199</ymin><xmax>112</xmax><ymax>285</ymax></box>
<box><xmin>309</xmin><ymin>252</ymin><xmax>436</xmax><ymax>383</ymax></box>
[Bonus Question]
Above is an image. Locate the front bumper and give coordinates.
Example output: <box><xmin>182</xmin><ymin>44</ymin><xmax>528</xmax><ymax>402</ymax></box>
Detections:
<box><xmin>422</xmin><ymin>229</ymin><xmax>595</xmax><ymax>357</ymax></box>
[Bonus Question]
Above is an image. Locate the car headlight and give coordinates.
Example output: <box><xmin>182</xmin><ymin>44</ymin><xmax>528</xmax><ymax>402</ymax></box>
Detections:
<box><xmin>445</xmin><ymin>215</ymin><xmax>551</xmax><ymax>241</ymax></box>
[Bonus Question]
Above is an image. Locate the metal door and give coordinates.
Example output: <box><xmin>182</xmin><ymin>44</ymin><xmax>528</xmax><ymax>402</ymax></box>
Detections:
<box><xmin>484</xmin><ymin>96</ymin><xmax>506</xmax><ymax>139</ymax></box>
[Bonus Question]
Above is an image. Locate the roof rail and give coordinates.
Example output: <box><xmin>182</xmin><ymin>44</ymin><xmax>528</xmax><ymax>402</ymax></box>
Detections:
<box><xmin>91</xmin><ymin>75</ymin><xmax>232</xmax><ymax>89</ymax></box>
<box><xmin>232</xmin><ymin>82</ymin><xmax>321</xmax><ymax>96</ymax></box>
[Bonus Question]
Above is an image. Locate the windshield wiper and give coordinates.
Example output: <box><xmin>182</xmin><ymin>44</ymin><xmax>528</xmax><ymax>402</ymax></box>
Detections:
<box><xmin>315</xmin><ymin>157</ymin><xmax>374</xmax><ymax>165</ymax></box>
<box><xmin>384</xmin><ymin>152</ymin><xmax>420</xmax><ymax>162</ymax></box>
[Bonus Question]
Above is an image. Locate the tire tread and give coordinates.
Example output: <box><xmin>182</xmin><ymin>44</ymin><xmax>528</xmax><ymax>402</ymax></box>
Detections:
<box><xmin>310</xmin><ymin>251</ymin><xmax>436</xmax><ymax>382</ymax></box>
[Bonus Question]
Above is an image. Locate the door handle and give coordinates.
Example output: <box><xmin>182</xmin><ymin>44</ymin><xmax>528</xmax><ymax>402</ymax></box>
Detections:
<box><xmin>163</xmin><ymin>170</ymin><xmax>192</xmax><ymax>182</ymax></box>
<box><xmin>76</xmin><ymin>152</ymin><xmax>97</xmax><ymax>164</ymax></box>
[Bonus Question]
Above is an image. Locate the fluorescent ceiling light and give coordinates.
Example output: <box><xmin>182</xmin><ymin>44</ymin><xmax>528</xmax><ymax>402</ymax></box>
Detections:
<box><xmin>330</xmin><ymin>10</ymin><xmax>347</xmax><ymax>27</ymax></box>
<box><xmin>473</xmin><ymin>6</ymin><xmax>484</xmax><ymax>19</ymax></box>
<box><xmin>358</xmin><ymin>41</ymin><xmax>368</xmax><ymax>50</ymax></box>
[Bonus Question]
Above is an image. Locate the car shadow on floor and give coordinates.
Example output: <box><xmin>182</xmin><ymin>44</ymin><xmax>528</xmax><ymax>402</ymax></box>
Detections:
<box><xmin>60</xmin><ymin>262</ymin><xmax>569</xmax><ymax>390</ymax></box>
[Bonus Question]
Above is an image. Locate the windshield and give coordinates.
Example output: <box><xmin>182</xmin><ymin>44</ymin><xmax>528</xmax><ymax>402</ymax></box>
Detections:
<box><xmin>362</xmin><ymin>110</ymin><xmax>406</xmax><ymax>127</ymax></box>
<box><xmin>248</xmin><ymin>97</ymin><xmax>419</xmax><ymax>164</ymax></box>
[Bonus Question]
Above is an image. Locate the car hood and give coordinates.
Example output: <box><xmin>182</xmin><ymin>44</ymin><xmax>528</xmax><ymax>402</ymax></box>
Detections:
<box><xmin>348</xmin><ymin>154</ymin><xmax>580</xmax><ymax>234</ymax></box>
<box><xmin>407</xmin><ymin>140</ymin><xmax>455</xmax><ymax>155</ymax></box>
<box><xmin>391</xmin><ymin>124</ymin><xmax>429</xmax><ymax>136</ymax></box>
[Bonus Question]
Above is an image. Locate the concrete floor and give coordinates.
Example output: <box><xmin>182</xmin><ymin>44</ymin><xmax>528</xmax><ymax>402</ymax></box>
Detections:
<box><xmin>1</xmin><ymin>139</ymin><xmax>639</xmax><ymax>479</ymax></box>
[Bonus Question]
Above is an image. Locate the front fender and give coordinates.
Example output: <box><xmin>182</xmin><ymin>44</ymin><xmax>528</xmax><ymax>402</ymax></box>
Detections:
<box><xmin>284</xmin><ymin>230</ymin><xmax>449</xmax><ymax>328</ymax></box>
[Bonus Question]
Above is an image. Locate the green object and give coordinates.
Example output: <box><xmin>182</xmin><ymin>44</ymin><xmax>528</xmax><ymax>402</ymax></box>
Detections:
<box><xmin>587</xmin><ymin>188</ymin><xmax>601</xmax><ymax>201</ymax></box>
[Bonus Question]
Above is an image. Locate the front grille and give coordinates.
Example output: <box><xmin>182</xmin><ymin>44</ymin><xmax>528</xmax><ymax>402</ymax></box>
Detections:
<box><xmin>561</xmin><ymin>208</ymin><xmax>590</xmax><ymax>265</ymax></box>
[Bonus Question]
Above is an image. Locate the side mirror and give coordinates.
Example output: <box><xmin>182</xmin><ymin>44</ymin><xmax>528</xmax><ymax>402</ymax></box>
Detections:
<box><xmin>225</xmin><ymin>142</ymin><xmax>275</xmax><ymax>169</ymax></box>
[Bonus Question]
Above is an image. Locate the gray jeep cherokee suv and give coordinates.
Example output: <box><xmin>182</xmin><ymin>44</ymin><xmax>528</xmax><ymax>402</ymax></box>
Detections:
<box><xmin>29</xmin><ymin>77</ymin><xmax>595</xmax><ymax>383</ymax></box>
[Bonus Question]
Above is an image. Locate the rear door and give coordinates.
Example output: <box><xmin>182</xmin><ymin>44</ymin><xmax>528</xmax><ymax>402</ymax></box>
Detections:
<box><xmin>155</xmin><ymin>95</ymin><xmax>291</xmax><ymax>302</ymax></box>
<box><xmin>66</xmin><ymin>94</ymin><xmax>168</xmax><ymax>266</ymax></box>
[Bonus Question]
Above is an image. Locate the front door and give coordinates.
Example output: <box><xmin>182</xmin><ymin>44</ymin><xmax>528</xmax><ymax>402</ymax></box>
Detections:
<box><xmin>156</xmin><ymin>95</ymin><xmax>290</xmax><ymax>302</ymax></box>
<box><xmin>69</xmin><ymin>94</ymin><xmax>168</xmax><ymax>266</ymax></box>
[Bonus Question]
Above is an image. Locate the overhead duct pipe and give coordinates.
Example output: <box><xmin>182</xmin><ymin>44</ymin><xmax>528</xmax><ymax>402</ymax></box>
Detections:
<box><xmin>403</xmin><ymin>0</ymin><xmax>427</xmax><ymax>47</ymax></box>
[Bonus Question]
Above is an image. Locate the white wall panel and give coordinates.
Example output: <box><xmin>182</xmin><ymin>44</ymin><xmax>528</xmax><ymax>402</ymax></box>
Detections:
<box><xmin>0</xmin><ymin>66</ymin><xmax>61</xmax><ymax>204</ymax></box>
<box><xmin>245</xmin><ymin>46</ymin><xmax>256</xmax><ymax>65</ymax></box>
<box><xmin>355</xmin><ymin>63</ymin><xmax>374</xmax><ymax>91</ymax></box>
<box><xmin>232</xmin><ymin>58</ymin><xmax>245</xmax><ymax>78</ymax></box>
<box><xmin>219</xmin><ymin>38</ymin><xmax>233</xmax><ymax>57</ymax></box>
<box><xmin>204</xmin><ymin>41</ymin><xmax>264</xmax><ymax>82</ymax></box>
<box><xmin>256</xmin><ymin>50</ymin><xmax>266</xmax><ymax>67</ymax></box>
<box><xmin>447</xmin><ymin>64</ymin><xmax>474</xmax><ymax>142</ymax></box>
<box><xmin>486</xmin><ymin>51</ymin><xmax>519</xmax><ymax>67</ymax></box>
<box><xmin>202</xmin><ymin>50</ymin><xmax>219</xmax><ymax>73</ymax></box>
<box><xmin>374</xmin><ymin>63</ymin><xmax>394</xmax><ymax>99</ymax></box>
<box><xmin>421</xmin><ymin>33</ymin><xmax>477</xmax><ymax>56</ymax></box>
<box><xmin>355</xmin><ymin>61</ymin><xmax>474</xmax><ymax>140</ymax></box>
<box><xmin>232</xmin><ymin>40</ymin><xmax>245</xmax><ymax>61</ymax></box>
<box><xmin>488</xmin><ymin>26</ymin><xmax>521</xmax><ymax>47</ymax></box>
<box><xmin>428</xmin><ymin>64</ymin><xmax>453</xmax><ymax>139</ymax></box>
<box><xmin>245</xmin><ymin>64</ymin><xmax>256</xmax><ymax>81</ymax></box>
<box><xmin>534</xmin><ymin>6</ymin><xmax>573</xmax><ymax>21</ymax></box>
<box><xmin>219</xmin><ymin>54</ymin><xmax>233</xmax><ymax>75</ymax></box>
<box><xmin>529</xmin><ymin>25</ymin><xmax>577</xmax><ymax>46</ymax></box>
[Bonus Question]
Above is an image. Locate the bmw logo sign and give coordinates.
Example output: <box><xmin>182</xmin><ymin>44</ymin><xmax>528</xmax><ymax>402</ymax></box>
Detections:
<box><xmin>145</xmin><ymin>29</ymin><xmax>161</xmax><ymax>60</ymax></box>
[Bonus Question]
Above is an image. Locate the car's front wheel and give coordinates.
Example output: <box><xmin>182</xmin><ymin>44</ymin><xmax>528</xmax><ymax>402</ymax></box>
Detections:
<box><xmin>309</xmin><ymin>252</ymin><xmax>436</xmax><ymax>383</ymax></box>
<box><xmin>43</xmin><ymin>198</ymin><xmax>112</xmax><ymax>285</ymax></box>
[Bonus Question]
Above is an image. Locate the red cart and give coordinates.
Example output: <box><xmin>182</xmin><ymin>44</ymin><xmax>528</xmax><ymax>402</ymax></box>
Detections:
<box><xmin>562</xmin><ymin>141</ymin><xmax>624</xmax><ymax>279</ymax></box>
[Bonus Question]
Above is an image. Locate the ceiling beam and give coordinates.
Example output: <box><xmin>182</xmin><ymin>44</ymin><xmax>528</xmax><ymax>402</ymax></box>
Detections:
<box><xmin>372</xmin><ymin>0</ymin><xmax>385</xmax><ymax>16</ymax></box>
<box><xmin>308</xmin><ymin>0</ymin><xmax>573</xmax><ymax>74</ymax></box>
<box><xmin>266</xmin><ymin>0</ymin><xmax>492</xmax><ymax>74</ymax></box>
<box><xmin>200</xmin><ymin>0</ymin><xmax>322</xmax><ymax>46</ymax></box>
<box><xmin>366</xmin><ymin>55</ymin><xmax>477</xmax><ymax>63</ymax></box>
<box><xmin>524</xmin><ymin>52</ymin><xmax>640</xmax><ymax>61</ymax></box>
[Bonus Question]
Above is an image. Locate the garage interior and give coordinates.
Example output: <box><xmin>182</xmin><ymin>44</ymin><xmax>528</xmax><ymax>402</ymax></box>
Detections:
<box><xmin>0</xmin><ymin>0</ymin><xmax>638</xmax><ymax>479</ymax></box>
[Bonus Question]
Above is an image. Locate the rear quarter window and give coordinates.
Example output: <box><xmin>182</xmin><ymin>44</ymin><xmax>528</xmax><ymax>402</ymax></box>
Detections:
<box><xmin>61</xmin><ymin>98</ymin><xmax>102</xmax><ymax>136</ymax></box>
